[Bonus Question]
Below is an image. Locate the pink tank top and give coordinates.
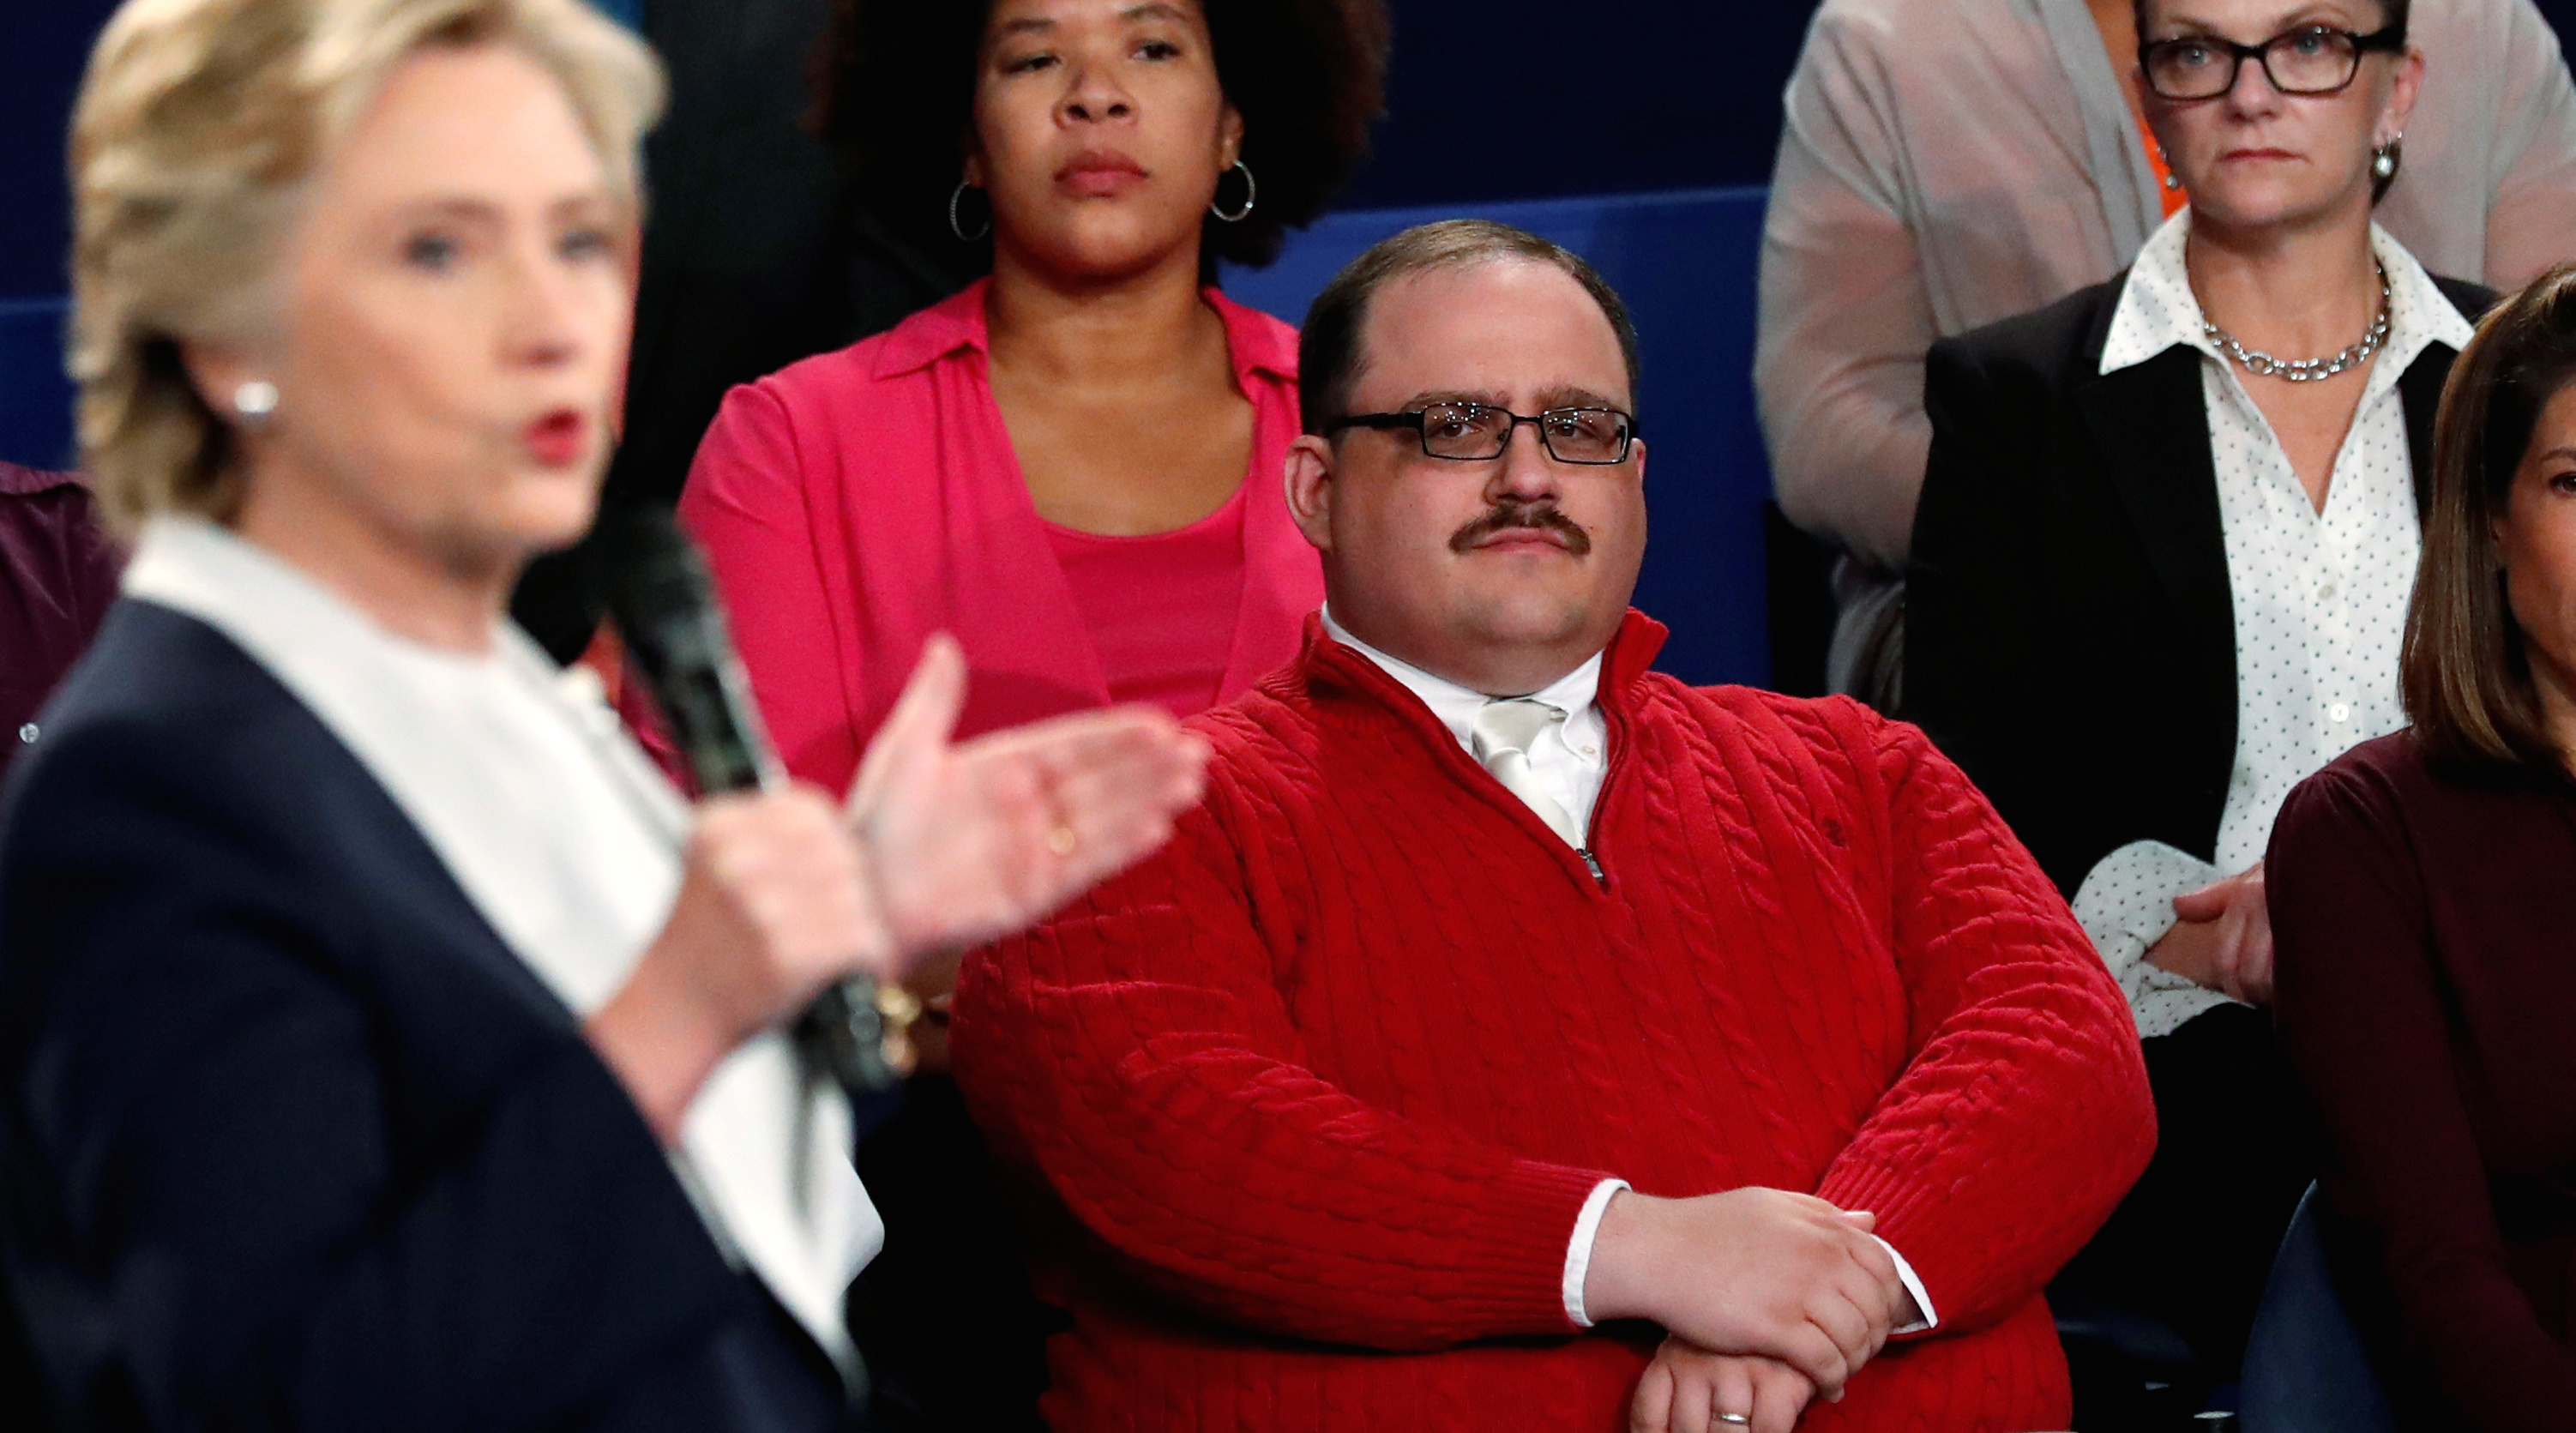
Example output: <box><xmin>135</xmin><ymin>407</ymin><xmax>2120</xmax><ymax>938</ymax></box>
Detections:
<box><xmin>1044</xmin><ymin>485</ymin><xmax>1251</xmax><ymax>720</ymax></box>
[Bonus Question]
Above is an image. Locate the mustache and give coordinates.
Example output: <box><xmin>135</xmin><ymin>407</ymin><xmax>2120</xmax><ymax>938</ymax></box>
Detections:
<box><xmin>1448</xmin><ymin>499</ymin><xmax>1592</xmax><ymax>556</ymax></box>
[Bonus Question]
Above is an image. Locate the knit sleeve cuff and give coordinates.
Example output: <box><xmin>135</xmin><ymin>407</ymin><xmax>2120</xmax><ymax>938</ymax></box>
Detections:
<box><xmin>1449</xmin><ymin>1160</ymin><xmax>1626</xmax><ymax>1334</ymax></box>
<box><xmin>2071</xmin><ymin>839</ymin><xmax>2239</xmax><ymax>1039</ymax></box>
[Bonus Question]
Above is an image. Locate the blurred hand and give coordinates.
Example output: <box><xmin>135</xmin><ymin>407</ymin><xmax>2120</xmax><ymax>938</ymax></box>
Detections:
<box><xmin>1583</xmin><ymin>1188</ymin><xmax>1905</xmax><ymax>1399</ymax></box>
<box><xmin>594</xmin><ymin>786</ymin><xmax>894</xmax><ymax>1139</ymax></box>
<box><xmin>1632</xmin><ymin>1340</ymin><xmax>1815</xmax><ymax>1433</ymax></box>
<box><xmin>2150</xmin><ymin>863</ymin><xmax>2273</xmax><ymax>1005</ymax></box>
<box><xmin>846</xmin><ymin>635</ymin><xmax>1211</xmax><ymax>958</ymax></box>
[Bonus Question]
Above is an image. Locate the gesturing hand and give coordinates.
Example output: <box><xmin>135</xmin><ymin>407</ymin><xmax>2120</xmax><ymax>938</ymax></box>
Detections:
<box><xmin>846</xmin><ymin>635</ymin><xmax>1212</xmax><ymax>958</ymax></box>
<box><xmin>2153</xmin><ymin>862</ymin><xmax>2273</xmax><ymax>1005</ymax></box>
<box><xmin>1633</xmin><ymin>1339</ymin><xmax>1815</xmax><ymax>1433</ymax></box>
<box><xmin>1583</xmin><ymin>1188</ymin><xmax>1906</xmax><ymax>1400</ymax></box>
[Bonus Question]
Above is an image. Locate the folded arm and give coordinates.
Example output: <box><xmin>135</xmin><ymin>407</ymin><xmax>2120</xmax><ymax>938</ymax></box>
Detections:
<box><xmin>1811</xmin><ymin>717</ymin><xmax>2157</xmax><ymax>1334</ymax></box>
<box><xmin>949</xmin><ymin>792</ymin><xmax>1608</xmax><ymax>1352</ymax></box>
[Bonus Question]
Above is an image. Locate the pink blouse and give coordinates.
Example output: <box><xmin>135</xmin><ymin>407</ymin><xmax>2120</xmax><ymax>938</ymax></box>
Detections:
<box><xmin>677</xmin><ymin>279</ymin><xmax>1321</xmax><ymax>795</ymax></box>
<box><xmin>1044</xmin><ymin>483</ymin><xmax>1248</xmax><ymax>721</ymax></box>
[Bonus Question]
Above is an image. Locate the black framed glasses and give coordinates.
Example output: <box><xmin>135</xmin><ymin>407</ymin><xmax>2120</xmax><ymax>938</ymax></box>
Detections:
<box><xmin>2140</xmin><ymin>23</ymin><xmax>2405</xmax><ymax>100</ymax></box>
<box><xmin>1327</xmin><ymin>401</ymin><xmax>1640</xmax><ymax>465</ymax></box>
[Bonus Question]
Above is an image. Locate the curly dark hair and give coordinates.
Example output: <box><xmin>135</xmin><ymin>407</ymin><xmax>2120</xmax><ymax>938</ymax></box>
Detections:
<box><xmin>812</xmin><ymin>0</ymin><xmax>1389</xmax><ymax>271</ymax></box>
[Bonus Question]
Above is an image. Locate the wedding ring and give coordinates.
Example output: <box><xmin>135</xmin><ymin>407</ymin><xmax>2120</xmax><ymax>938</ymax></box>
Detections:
<box><xmin>1047</xmin><ymin>824</ymin><xmax>1078</xmax><ymax>857</ymax></box>
<box><xmin>1715</xmin><ymin>1417</ymin><xmax>1752</xmax><ymax>1427</ymax></box>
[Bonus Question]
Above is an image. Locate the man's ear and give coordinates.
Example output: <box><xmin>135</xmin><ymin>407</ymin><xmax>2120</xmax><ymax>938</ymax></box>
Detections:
<box><xmin>1283</xmin><ymin>435</ymin><xmax>1336</xmax><ymax>553</ymax></box>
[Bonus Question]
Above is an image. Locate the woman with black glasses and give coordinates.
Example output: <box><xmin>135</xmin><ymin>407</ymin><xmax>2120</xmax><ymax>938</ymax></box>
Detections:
<box><xmin>1905</xmin><ymin>0</ymin><xmax>2494</xmax><ymax>1398</ymax></box>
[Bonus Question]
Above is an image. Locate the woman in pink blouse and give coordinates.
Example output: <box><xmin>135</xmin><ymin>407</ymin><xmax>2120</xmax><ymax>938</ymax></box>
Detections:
<box><xmin>681</xmin><ymin>0</ymin><xmax>1387</xmax><ymax>796</ymax></box>
<box><xmin>677</xmin><ymin>3</ymin><xmax>1386</xmax><ymax>1426</ymax></box>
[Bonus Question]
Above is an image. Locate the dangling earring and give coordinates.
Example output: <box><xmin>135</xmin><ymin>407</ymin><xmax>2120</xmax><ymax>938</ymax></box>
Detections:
<box><xmin>948</xmin><ymin>181</ymin><xmax>990</xmax><ymax>243</ymax></box>
<box><xmin>2154</xmin><ymin>141</ymin><xmax>2182</xmax><ymax>191</ymax></box>
<box><xmin>1209</xmin><ymin>160</ymin><xmax>1255</xmax><ymax>223</ymax></box>
<box><xmin>232</xmin><ymin>379</ymin><xmax>279</xmax><ymax>428</ymax></box>
<box><xmin>2372</xmin><ymin>137</ymin><xmax>2401</xmax><ymax>182</ymax></box>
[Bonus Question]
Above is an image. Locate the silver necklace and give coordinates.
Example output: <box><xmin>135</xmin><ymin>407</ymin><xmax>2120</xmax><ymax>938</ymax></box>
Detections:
<box><xmin>2200</xmin><ymin>262</ymin><xmax>2392</xmax><ymax>383</ymax></box>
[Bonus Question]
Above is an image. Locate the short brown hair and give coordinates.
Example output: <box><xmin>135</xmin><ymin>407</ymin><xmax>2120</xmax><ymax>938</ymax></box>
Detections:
<box><xmin>2402</xmin><ymin>262</ymin><xmax>2576</xmax><ymax>777</ymax></box>
<box><xmin>814</xmin><ymin>0</ymin><xmax>1388</xmax><ymax>273</ymax></box>
<box><xmin>70</xmin><ymin>0</ymin><xmax>660</xmax><ymax>534</ymax></box>
<box><xmin>1297</xmin><ymin>219</ymin><xmax>1641</xmax><ymax>435</ymax></box>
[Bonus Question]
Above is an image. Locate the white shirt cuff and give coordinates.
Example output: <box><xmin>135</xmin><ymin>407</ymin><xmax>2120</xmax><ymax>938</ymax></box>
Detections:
<box><xmin>1876</xmin><ymin>1236</ymin><xmax>1936</xmax><ymax>1332</ymax></box>
<box><xmin>2071</xmin><ymin>839</ymin><xmax>2239</xmax><ymax>1039</ymax></box>
<box><xmin>1561</xmin><ymin>1179</ymin><xmax>1936</xmax><ymax>1334</ymax></box>
<box><xmin>1562</xmin><ymin>1177</ymin><xmax>1630</xmax><ymax>1328</ymax></box>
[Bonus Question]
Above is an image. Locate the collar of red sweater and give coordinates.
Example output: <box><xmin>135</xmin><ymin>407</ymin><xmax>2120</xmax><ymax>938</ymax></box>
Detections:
<box><xmin>866</xmin><ymin>275</ymin><xmax>1299</xmax><ymax>388</ymax></box>
<box><xmin>1294</xmin><ymin>606</ymin><xmax>1670</xmax><ymax>738</ymax></box>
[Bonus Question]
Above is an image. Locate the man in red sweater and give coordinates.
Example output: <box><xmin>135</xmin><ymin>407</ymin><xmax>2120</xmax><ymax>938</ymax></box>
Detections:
<box><xmin>951</xmin><ymin>220</ymin><xmax>2154</xmax><ymax>1433</ymax></box>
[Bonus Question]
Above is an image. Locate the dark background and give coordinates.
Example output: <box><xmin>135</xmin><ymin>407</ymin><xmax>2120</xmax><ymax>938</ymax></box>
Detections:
<box><xmin>12</xmin><ymin>0</ymin><xmax>2576</xmax><ymax>330</ymax></box>
<box><xmin>0</xmin><ymin>1</ymin><xmax>1921</xmax><ymax>302</ymax></box>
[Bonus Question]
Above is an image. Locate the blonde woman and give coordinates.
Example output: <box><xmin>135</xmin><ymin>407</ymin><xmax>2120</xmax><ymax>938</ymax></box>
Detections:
<box><xmin>0</xmin><ymin>2</ymin><xmax>1204</xmax><ymax>1429</ymax></box>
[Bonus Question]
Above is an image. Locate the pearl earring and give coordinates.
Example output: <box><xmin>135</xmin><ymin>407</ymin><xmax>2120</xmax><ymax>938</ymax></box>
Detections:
<box><xmin>232</xmin><ymin>380</ymin><xmax>279</xmax><ymax>424</ymax></box>
<box><xmin>2372</xmin><ymin>138</ymin><xmax>2401</xmax><ymax>182</ymax></box>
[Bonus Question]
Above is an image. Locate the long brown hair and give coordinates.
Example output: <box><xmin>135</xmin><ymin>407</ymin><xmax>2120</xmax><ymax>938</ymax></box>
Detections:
<box><xmin>2402</xmin><ymin>262</ymin><xmax>2576</xmax><ymax>777</ymax></box>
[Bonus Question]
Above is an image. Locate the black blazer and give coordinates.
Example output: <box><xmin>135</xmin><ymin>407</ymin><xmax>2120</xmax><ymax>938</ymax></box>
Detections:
<box><xmin>1902</xmin><ymin>269</ymin><xmax>2494</xmax><ymax>897</ymax></box>
<box><xmin>0</xmin><ymin>602</ymin><xmax>851</xmax><ymax>1432</ymax></box>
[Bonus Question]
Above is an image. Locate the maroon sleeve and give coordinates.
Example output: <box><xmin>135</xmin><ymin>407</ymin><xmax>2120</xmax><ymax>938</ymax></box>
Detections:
<box><xmin>948</xmin><ymin>770</ymin><xmax>1611</xmax><ymax>1351</ymax></box>
<box><xmin>2269</xmin><ymin>765</ymin><xmax>2576</xmax><ymax>1429</ymax></box>
<box><xmin>1813</xmin><ymin>713</ymin><xmax>2157</xmax><ymax>1334</ymax></box>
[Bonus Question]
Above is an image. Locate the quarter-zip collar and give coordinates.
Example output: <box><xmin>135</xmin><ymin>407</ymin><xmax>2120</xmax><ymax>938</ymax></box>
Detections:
<box><xmin>1296</xmin><ymin>608</ymin><xmax>1670</xmax><ymax>888</ymax></box>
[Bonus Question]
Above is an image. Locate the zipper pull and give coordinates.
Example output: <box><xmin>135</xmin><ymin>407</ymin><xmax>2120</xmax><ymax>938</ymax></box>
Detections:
<box><xmin>1580</xmin><ymin>849</ymin><xmax>1605</xmax><ymax>884</ymax></box>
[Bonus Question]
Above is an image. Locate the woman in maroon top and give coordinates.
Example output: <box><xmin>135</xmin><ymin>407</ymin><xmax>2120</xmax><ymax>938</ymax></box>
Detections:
<box><xmin>0</xmin><ymin>464</ymin><xmax>120</xmax><ymax>787</ymax></box>
<box><xmin>2267</xmin><ymin>262</ymin><xmax>2576</xmax><ymax>1431</ymax></box>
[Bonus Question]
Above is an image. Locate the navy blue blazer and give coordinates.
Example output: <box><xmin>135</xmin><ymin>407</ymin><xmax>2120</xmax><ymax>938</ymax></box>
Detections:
<box><xmin>0</xmin><ymin>600</ymin><xmax>851</xmax><ymax>1432</ymax></box>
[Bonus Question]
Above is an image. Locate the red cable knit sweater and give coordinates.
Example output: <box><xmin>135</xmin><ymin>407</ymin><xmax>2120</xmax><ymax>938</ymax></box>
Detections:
<box><xmin>952</xmin><ymin>612</ymin><xmax>2154</xmax><ymax>1432</ymax></box>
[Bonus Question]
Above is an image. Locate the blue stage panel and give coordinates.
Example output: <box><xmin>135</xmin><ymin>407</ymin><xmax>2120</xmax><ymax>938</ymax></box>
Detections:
<box><xmin>1222</xmin><ymin>186</ymin><xmax>1776</xmax><ymax>689</ymax></box>
<box><xmin>0</xmin><ymin>298</ymin><xmax>75</xmax><ymax>473</ymax></box>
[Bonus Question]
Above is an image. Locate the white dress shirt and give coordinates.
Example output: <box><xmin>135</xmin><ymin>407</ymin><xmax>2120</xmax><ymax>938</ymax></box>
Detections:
<box><xmin>123</xmin><ymin>518</ymin><xmax>879</xmax><ymax>1378</ymax></box>
<box><xmin>1318</xmin><ymin>607</ymin><xmax>1935</xmax><ymax>1332</ymax></box>
<box><xmin>2073</xmin><ymin>212</ymin><xmax>2475</xmax><ymax>1039</ymax></box>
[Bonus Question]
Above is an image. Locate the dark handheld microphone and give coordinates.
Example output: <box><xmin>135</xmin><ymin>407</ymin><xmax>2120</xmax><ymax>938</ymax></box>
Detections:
<box><xmin>598</xmin><ymin>505</ymin><xmax>906</xmax><ymax>1094</ymax></box>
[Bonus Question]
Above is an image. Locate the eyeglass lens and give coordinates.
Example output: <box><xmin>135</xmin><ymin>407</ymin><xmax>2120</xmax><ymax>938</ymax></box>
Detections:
<box><xmin>2146</xmin><ymin>27</ymin><xmax>2363</xmax><ymax>99</ymax></box>
<box><xmin>1419</xmin><ymin>403</ymin><xmax>1631</xmax><ymax>463</ymax></box>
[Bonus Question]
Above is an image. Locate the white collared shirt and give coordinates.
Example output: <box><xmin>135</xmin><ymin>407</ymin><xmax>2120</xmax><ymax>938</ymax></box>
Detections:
<box><xmin>121</xmin><ymin>518</ymin><xmax>879</xmax><ymax>1378</ymax></box>
<box><xmin>2075</xmin><ymin>211</ymin><xmax>2475</xmax><ymax>1039</ymax></box>
<box><xmin>1319</xmin><ymin>606</ymin><xmax>1610</xmax><ymax>843</ymax></box>
<box><xmin>1317</xmin><ymin>607</ymin><xmax>1935</xmax><ymax>1332</ymax></box>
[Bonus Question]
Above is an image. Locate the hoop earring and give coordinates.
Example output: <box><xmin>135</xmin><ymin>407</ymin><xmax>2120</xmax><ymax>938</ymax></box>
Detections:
<box><xmin>948</xmin><ymin>182</ymin><xmax>990</xmax><ymax>243</ymax></box>
<box><xmin>1209</xmin><ymin>161</ymin><xmax>1255</xmax><ymax>224</ymax></box>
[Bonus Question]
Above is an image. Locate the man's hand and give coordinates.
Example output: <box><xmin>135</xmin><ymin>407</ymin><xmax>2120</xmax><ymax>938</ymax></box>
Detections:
<box><xmin>1633</xmin><ymin>1340</ymin><xmax>1815</xmax><ymax>1433</ymax></box>
<box><xmin>2147</xmin><ymin>863</ymin><xmax>2273</xmax><ymax>1005</ymax></box>
<box><xmin>1582</xmin><ymin>1189</ymin><xmax>1905</xmax><ymax>1400</ymax></box>
<box><xmin>846</xmin><ymin>635</ymin><xmax>1213</xmax><ymax>958</ymax></box>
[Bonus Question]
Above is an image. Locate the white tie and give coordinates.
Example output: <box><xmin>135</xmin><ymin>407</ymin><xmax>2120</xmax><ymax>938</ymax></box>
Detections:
<box><xmin>1471</xmin><ymin>698</ymin><xmax>1583</xmax><ymax>848</ymax></box>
